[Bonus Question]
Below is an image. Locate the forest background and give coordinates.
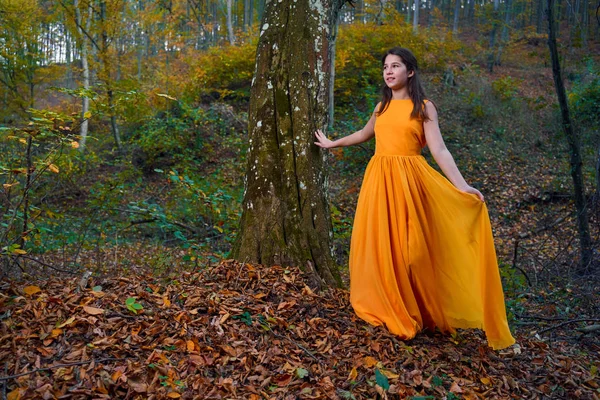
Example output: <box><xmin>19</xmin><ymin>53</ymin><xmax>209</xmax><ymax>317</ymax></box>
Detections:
<box><xmin>0</xmin><ymin>0</ymin><xmax>599</xmax><ymax>398</ymax></box>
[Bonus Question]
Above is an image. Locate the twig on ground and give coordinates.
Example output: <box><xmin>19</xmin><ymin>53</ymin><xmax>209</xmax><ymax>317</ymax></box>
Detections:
<box><xmin>517</xmin><ymin>216</ymin><xmax>566</xmax><ymax>240</ymax></box>
<box><xmin>0</xmin><ymin>358</ymin><xmax>127</xmax><ymax>382</ymax></box>
<box><xmin>508</xmin><ymin>242</ymin><xmax>532</xmax><ymax>286</ymax></box>
<box><xmin>13</xmin><ymin>255</ymin><xmax>77</xmax><ymax>274</ymax></box>
<box><xmin>517</xmin><ymin>314</ymin><xmax>570</xmax><ymax>322</ymax></box>
<box><xmin>2</xmin><ymin>363</ymin><xmax>7</xmax><ymax>400</ymax></box>
<box><xmin>537</xmin><ymin>319</ymin><xmax>600</xmax><ymax>335</ymax></box>
<box><xmin>577</xmin><ymin>324</ymin><xmax>600</xmax><ymax>333</ymax></box>
<box><xmin>271</xmin><ymin>330</ymin><xmax>321</xmax><ymax>363</ymax></box>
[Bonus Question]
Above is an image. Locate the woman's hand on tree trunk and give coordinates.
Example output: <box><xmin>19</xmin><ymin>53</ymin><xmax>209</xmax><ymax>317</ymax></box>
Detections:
<box><xmin>314</xmin><ymin>130</ymin><xmax>335</xmax><ymax>149</ymax></box>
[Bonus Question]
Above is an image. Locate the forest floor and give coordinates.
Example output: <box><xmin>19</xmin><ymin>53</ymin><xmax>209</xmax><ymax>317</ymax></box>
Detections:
<box><xmin>2</xmin><ymin>31</ymin><xmax>600</xmax><ymax>399</ymax></box>
<box><xmin>1</xmin><ymin>260</ymin><xmax>599</xmax><ymax>399</ymax></box>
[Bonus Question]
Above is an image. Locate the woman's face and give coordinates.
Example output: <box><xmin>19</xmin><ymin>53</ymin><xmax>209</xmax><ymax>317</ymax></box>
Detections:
<box><xmin>382</xmin><ymin>54</ymin><xmax>413</xmax><ymax>90</ymax></box>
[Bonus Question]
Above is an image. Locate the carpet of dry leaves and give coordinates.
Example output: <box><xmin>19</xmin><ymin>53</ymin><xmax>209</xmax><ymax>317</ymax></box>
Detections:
<box><xmin>1</xmin><ymin>260</ymin><xmax>599</xmax><ymax>399</ymax></box>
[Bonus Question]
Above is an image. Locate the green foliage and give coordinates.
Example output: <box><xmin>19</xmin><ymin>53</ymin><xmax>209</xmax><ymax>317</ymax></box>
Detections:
<box><xmin>491</xmin><ymin>76</ymin><xmax>522</xmax><ymax>101</ymax></box>
<box><xmin>0</xmin><ymin>0</ymin><xmax>48</xmax><ymax>117</ymax></box>
<box><xmin>568</xmin><ymin>64</ymin><xmax>600</xmax><ymax>128</ymax></box>
<box><xmin>295</xmin><ymin>368</ymin><xmax>309</xmax><ymax>379</ymax></box>
<box><xmin>335</xmin><ymin>13</ymin><xmax>463</xmax><ymax>111</ymax></box>
<box><xmin>232</xmin><ymin>311</ymin><xmax>253</xmax><ymax>326</ymax></box>
<box><xmin>187</xmin><ymin>41</ymin><xmax>257</xmax><ymax>103</ymax></box>
<box><xmin>0</xmin><ymin>108</ymin><xmax>80</xmax><ymax>257</ymax></box>
<box><xmin>338</xmin><ymin>390</ymin><xmax>357</xmax><ymax>400</ymax></box>
<box><xmin>374</xmin><ymin>368</ymin><xmax>390</xmax><ymax>390</ymax></box>
<box><xmin>125</xmin><ymin>297</ymin><xmax>144</xmax><ymax>314</ymax></box>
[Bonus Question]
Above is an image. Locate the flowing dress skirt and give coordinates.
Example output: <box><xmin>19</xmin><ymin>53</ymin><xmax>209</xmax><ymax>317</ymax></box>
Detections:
<box><xmin>349</xmin><ymin>154</ymin><xmax>515</xmax><ymax>350</ymax></box>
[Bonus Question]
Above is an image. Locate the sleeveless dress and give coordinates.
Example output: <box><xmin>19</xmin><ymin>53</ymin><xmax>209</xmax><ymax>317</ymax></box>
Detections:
<box><xmin>349</xmin><ymin>99</ymin><xmax>515</xmax><ymax>350</ymax></box>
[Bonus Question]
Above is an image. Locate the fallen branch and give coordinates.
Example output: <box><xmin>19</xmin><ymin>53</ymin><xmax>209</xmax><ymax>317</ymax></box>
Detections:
<box><xmin>8</xmin><ymin>255</ymin><xmax>77</xmax><ymax>275</ymax></box>
<box><xmin>537</xmin><ymin>319</ymin><xmax>600</xmax><ymax>335</ymax></box>
<box><xmin>3</xmin><ymin>363</ymin><xmax>7</xmax><ymax>400</ymax></box>
<box><xmin>271</xmin><ymin>330</ymin><xmax>321</xmax><ymax>363</ymax></box>
<box><xmin>119</xmin><ymin>214</ymin><xmax>199</xmax><ymax>235</ymax></box>
<box><xmin>515</xmin><ymin>216</ymin><xmax>566</xmax><ymax>241</ymax></box>
<box><xmin>517</xmin><ymin>314</ymin><xmax>570</xmax><ymax>322</ymax></box>
<box><xmin>0</xmin><ymin>357</ymin><xmax>126</xmax><ymax>382</ymax></box>
<box><xmin>577</xmin><ymin>324</ymin><xmax>600</xmax><ymax>333</ymax></box>
<box><xmin>511</xmin><ymin>215</ymin><xmax>568</xmax><ymax>286</ymax></box>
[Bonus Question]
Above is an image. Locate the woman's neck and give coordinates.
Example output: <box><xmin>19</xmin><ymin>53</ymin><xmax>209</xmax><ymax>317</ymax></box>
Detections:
<box><xmin>391</xmin><ymin>88</ymin><xmax>410</xmax><ymax>100</ymax></box>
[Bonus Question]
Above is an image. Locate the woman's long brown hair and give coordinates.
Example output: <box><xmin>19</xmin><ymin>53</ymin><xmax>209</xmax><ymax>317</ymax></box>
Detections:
<box><xmin>377</xmin><ymin>47</ymin><xmax>431</xmax><ymax>121</ymax></box>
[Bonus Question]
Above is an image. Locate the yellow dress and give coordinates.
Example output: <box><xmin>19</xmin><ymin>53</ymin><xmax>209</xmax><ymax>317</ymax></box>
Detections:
<box><xmin>349</xmin><ymin>99</ymin><xmax>515</xmax><ymax>350</ymax></box>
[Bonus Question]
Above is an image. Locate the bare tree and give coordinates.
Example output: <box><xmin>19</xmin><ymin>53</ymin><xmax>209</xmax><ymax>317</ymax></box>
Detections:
<box><xmin>547</xmin><ymin>0</ymin><xmax>594</xmax><ymax>274</ymax></box>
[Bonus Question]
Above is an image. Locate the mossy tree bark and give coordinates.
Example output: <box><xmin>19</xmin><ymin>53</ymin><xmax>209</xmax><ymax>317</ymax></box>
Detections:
<box><xmin>231</xmin><ymin>0</ymin><xmax>344</xmax><ymax>288</ymax></box>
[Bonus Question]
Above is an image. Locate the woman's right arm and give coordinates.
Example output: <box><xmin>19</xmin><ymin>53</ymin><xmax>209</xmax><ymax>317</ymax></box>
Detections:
<box><xmin>314</xmin><ymin>108</ymin><xmax>376</xmax><ymax>149</ymax></box>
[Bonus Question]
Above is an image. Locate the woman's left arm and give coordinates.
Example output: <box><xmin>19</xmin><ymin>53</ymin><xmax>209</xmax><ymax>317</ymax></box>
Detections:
<box><xmin>423</xmin><ymin>101</ymin><xmax>485</xmax><ymax>202</ymax></box>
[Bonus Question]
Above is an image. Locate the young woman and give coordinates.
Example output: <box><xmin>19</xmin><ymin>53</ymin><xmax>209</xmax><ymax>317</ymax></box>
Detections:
<box><xmin>315</xmin><ymin>47</ymin><xmax>515</xmax><ymax>350</ymax></box>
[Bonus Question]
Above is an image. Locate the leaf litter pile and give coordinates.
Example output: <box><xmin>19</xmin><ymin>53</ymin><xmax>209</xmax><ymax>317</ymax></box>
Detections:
<box><xmin>1</xmin><ymin>261</ymin><xmax>598</xmax><ymax>399</ymax></box>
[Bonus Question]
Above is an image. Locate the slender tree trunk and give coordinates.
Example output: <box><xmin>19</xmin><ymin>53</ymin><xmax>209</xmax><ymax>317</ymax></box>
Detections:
<box><xmin>227</xmin><ymin>0</ymin><xmax>235</xmax><ymax>44</ymax></box>
<box><xmin>406</xmin><ymin>0</ymin><xmax>412</xmax><ymax>25</ymax></box>
<box><xmin>496</xmin><ymin>0</ymin><xmax>512</xmax><ymax>65</ymax></box>
<box><xmin>452</xmin><ymin>0</ymin><xmax>460</xmax><ymax>34</ymax></box>
<box><xmin>375</xmin><ymin>0</ymin><xmax>387</xmax><ymax>23</ymax></box>
<box><xmin>487</xmin><ymin>0</ymin><xmax>500</xmax><ymax>72</ymax></box>
<box><xmin>547</xmin><ymin>0</ymin><xmax>594</xmax><ymax>274</ymax></box>
<box><xmin>18</xmin><ymin>136</ymin><xmax>33</xmax><ymax>249</ymax></box>
<box><xmin>580</xmin><ymin>0</ymin><xmax>588</xmax><ymax>44</ymax></box>
<box><xmin>468</xmin><ymin>0</ymin><xmax>475</xmax><ymax>23</ymax></box>
<box><xmin>213</xmin><ymin>1</ymin><xmax>219</xmax><ymax>44</ymax></box>
<box><xmin>244</xmin><ymin>0</ymin><xmax>251</xmax><ymax>30</ymax></box>
<box><xmin>257</xmin><ymin>0</ymin><xmax>265</xmax><ymax>24</ymax></box>
<box><xmin>65</xmin><ymin>28</ymin><xmax>73</xmax><ymax>88</ymax></box>
<box><xmin>75</xmin><ymin>0</ymin><xmax>90</xmax><ymax>151</ymax></box>
<box><xmin>595</xmin><ymin>145</ymin><xmax>600</xmax><ymax>201</ymax></box>
<box><xmin>328</xmin><ymin>26</ymin><xmax>337</xmax><ymax>129</ymax></box>
<box><xmin>357</xmin><ymin>0</ymin><xmax>364</xmax><ymax>22</ymax></box>
<box><xmin>502</xmin><ymin>0</ymin><xmax>512</xmax><ymax>41</ymax></box>
<box><xmin>413</xmin><ymin>0</ymin><xmax>420</xmax><ymax>31</ymax></box>
<box><xmin>536</xmin><ymin>0</ymin><xmax>544</xmax><ymax>32</ymax></box>
<box><xmin>99</xmin><ymin>0</ymin><xmax>122</xmax><ymax>151</ymax></box>
<box><xmin>232</xmin><ymin>0</ymin><xmax>344</xmax><ymax>288</ymax></box>
<box><xmin>427</xmin><ymin>0</ymin><xmax>435</xmax><ymax>26</ymax></box>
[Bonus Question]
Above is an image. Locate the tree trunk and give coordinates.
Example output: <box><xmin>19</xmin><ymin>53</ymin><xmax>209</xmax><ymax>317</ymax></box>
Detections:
<box><xmin>75</xmin><ymin>0</ymin><xmax>90</xmax><ymax>151</ymax></box>
<box><xmin>468</xmin><ymin>0</ymin><xmax>475</xmax><ymax>23</ymax></box>
<box><xmin>375</xmin><ymin>0</ymin><xmax>387</xmax><ymax>23</ymax></box>
<box><xmin>536</xmin><ymin>0</ymin><xmax>544</xmax><ymax>33</ymax></box>
<box><xmin>547</xmin><ymin>0</ymin><xmax>594</xmax><ymax>275</ymax></box>
<box><xmin>357</xmin><ymin>0</ymin><xmax>364</xmax><ymax>22</ymax></box>
<box><xmin>18</xmin><ymin>136</ymin><xmax>33</xmax><ymax>249</ymax></box>
<box><xmin>496</xmin><ymin>0</ymin><xmax>512</xmax><ymax>65</ymax></box>
<box><xmin>244</xmin><ymin>0</ymin><xmax>251</xmax><ymax>30</ymax></box>
<box><xmin>227</xmin><ymin>0</ymin><xmax>235</xmax><ymax>45</ymax></box>
<box><xmin>65</xmin><ymin>27</ymin><xmax>73</xmax><ymax>88</ymax></box>
<box><xmin>231</xmin><ymin>0</ymin><xmax>344</xmax><ymax>288</ymax></box>
<box><xmin>487</xmin><ymin>0</ymin><xmax>500</xmax><ymax>72</ymax></box>
<box><xmin>413</xmin><ymin>0</ymin><xmax>420</xmax><ymax>32</ymax></box>
<box><xmin>452</xmin><ymin>0</ymin><xmax>460</xmax><ymax>34</ymax></box>
<box><xmin>580</xmin><ymin>0</ymin><xmax>588</xmax><ymax>45</ymax></box>
<box><xmin>595</xmin><ymin>144</ymin><xmax>600</xmax><ymax>202</ymax></box>
<box><xmin>427</xmin><ymin>0</ymin><xmax>435</xmax><ymax>26</ymax></box>
<box><xmin>328</xmin><ymin>20</ymin><xmax>338</xmax><ymax>129</ymax></box>
<box><xmin>502</xmin><ymin>0</ymin><xmax>512</xmax><ymax>41</ymax></box>
<box><xmin>99</xmin><ymin>0</ymin><xmax>122</xmax><ymax>151</ymax></box>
